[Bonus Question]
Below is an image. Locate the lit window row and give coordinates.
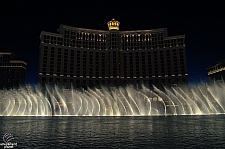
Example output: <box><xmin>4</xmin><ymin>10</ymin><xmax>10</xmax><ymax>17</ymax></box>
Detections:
<box><xmin>38</xmin><ymin>73</ymin><xmax>186</xmax><ymax>78</ymax></box>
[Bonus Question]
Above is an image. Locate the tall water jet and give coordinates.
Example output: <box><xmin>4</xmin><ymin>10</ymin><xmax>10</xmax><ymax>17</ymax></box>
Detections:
<box><xmin>0</xmin><ymin>82</ymin><xmax>225</xmax><ymax>116</ymax></box>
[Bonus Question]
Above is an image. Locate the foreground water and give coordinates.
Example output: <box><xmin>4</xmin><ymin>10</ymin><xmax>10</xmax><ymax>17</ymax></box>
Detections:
<box><xmin>0</xmin><ymin>115</ymin><xmax>225</xmax><ymax>148</ymax></box>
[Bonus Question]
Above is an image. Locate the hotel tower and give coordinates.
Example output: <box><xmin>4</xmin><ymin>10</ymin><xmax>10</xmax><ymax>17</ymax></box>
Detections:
<box><xmin>38</xmin><ymin>19</ymin><xmax>188</xmax><ymax>87</ymax></box>
<box><xmin>0</xmin><ymin>52</ymin><xmax>27</xmax><ymax>89</ymax></box>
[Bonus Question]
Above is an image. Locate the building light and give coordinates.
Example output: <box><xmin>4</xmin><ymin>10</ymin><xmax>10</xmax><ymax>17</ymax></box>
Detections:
<box><xmin>171</xmin><ymin>74</ymin><xmax>175</xmax><ymax>76</ymax></box>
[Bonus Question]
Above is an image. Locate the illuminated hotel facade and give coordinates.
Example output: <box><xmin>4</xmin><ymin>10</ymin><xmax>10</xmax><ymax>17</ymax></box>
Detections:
<box><xmin>38</xmin><ymin>19</ymin><xmax>188</xmax><ymax>87</ymax></box>
<box><xmin>207</xmin><ymin>59</ymin><xmax>225</xmax><ymax>82</ymax></box>
<box><xmin>0</xmin><ymin>52</ymin><xmax>27</xmax><ymax>89</ymax></box>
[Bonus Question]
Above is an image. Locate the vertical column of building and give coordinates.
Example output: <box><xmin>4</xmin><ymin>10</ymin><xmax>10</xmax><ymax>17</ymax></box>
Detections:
<box><xmin>80</xmin><ymin>50</ymin><xmax>84</xmax><ymax>86</ymax></box>
<box><xmin>57</xmin><ymin>47</ymin><xmax>62</xmax><ymax>84</ymax></box>
<box><xmin>74</xmin><ymin>50</ymin><xmax>78</xmax><ymax>86</ymax></box>
<box><xmin>134</xmin><ymin>51</ymin><xmax>139</xmax><ymax>82</ymax></box>
<box><xmin>45</xmin><ymin>46</ymin><xmax>50</xmax><ymax>83</ymax></box>
<box><xmin>67</xmin><ymin>49</ymin><xmax>72</xmax><ymax>85</ymax></box>
<box><xmin>98</xmin><ymin>51</ymin><xmax>102</xmax><ymax>84</ymax></box>
<box><xmin>157</xmin><ymin>50</ymin><xmax>163</xmax><ymax>81</ymax></box>
<box><xmin>60</xmin><ymin>48</ymin><xmax>64</xmax><ymax>84</ymax></box>
<box><xmin>86</xmin><ymin>50</ymin><xmax>90</xmax><ymax>86</ymax></box>
<box><xmin>169</xmin><ymin>47</ymin><xmax>175</xmax><ymax>84</ymax></box>
<box><xmin>165</xmin><ymin>49</ymin><xmax>169</xmax><ymax>84</ymax></box>
<box><xmin>95</xmin><ymin>51</ymin><xmax>99</xmax><ymax>84</ymax></box>
<box><xmin>145</xmin><ymin>49</ymin><xmax>149</xmax><ymax>84</ymax></box>
<box><xmin>119</xmin><ymin>49</ymin><xmax>124</xmax><ymax>84</ymax></box>
<box><xmin>53</xmin><ymin>47</ymin><xmax>57</xmax><ymax>83</ymax></box>
<box><xmin>38</xmin><ymin>45</ymin><xmax>44</xmax><ymax>84</ymax></box>
<box><xmin>161</xmin><ymin>50</ymin><xmax>166</xmax><ymax>84</ymax></box>
<box><xmin>130</xmin><ymin>51</ymin><xmax>135</xmax><ymax>83</ymax></box>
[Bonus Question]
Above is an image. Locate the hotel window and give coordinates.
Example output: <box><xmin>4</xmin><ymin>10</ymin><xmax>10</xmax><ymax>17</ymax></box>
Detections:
<box><xmin>43</xmin><ymin>50</ymin><xmax>48</xmax><ymax>57</ymax></box>
<box><xmin>45</xmin><ymin>35</ymin><xmax>50</xmax><ymax>43</ymax></box>
<box><xmin>65</xmin><ymin>30</ymin><xmax>69</xmax><ymax>35</ymax></box>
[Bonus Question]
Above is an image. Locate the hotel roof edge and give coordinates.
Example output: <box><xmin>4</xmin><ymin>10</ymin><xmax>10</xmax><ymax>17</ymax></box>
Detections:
<box><xmin>164</xmin><ymin>35</ymin><xmax>185</xmax><ymax>39</ymax></box>
<box><xmin>10</xmin><ymin>60</ymin><xmax>27</xmax><ymax>65</ymax></box>
<box><xmin>60</xmin><ymin>24</ymin><xmax>108</xmax><ymax>32</ymax></box>
<box><xmin>40</xmin><ymin>31</ymin><xmax>63</xmax><ymax>38</ymax></box>
<box><xmin>60</xmin><ymin>24</ymin><xmax>168</xmax><ymax>33</ymax></box>
<box><xmin>207</xmin><ymin>59</ymin><xmax>225</xmax><ymax>69</ymax></box>
<box><xmin>0</xmin><ymin>52</ymin><xmax>13</xmax><ymax>55</ymax></box>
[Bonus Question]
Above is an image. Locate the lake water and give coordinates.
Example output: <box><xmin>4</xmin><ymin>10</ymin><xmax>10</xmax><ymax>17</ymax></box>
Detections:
<box><xmin>0</xmin><ymin>115</ymin><xmax>225</xmax><ymax>148</ymax></box>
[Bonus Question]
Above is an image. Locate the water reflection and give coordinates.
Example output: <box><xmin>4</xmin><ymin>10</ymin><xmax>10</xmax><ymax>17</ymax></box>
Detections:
<box><xmin>0</xmin><ymin>116</ymin><xmax>224</xmax><ymax>148</ymax></box>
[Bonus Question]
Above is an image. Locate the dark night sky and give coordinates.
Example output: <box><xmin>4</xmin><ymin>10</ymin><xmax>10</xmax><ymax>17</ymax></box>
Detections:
<box><xmin>0</xmin><ymin>1</ymin><xmax>225</xmax><ymax>85</ymax></box>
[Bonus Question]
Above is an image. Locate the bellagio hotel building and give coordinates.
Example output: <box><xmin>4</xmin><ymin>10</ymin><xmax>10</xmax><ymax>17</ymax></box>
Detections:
<box><xmin>38</xmin><ymin>19</ymin><xmax>188</xmax><ymax>87</ymax></box>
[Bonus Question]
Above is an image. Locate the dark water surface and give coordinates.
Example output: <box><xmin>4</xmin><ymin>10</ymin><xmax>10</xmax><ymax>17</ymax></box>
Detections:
<box><xmin>0</xmin><ymin>115</ymin><xmax>225</xmax><ymax>148</ymax></box>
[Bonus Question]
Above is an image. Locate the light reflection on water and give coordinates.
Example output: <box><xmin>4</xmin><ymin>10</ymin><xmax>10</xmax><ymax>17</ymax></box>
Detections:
<box><xmin>0</xmin><ymin>115</ymin><xmax>225</xmax><ymax>148</ymax></box>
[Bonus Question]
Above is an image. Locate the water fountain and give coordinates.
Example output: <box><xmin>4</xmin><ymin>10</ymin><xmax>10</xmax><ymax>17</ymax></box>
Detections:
<box><xmin>0</xmin><ymin>82</ymin><xmax>225</xmax><ymax>116</ymax></box>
